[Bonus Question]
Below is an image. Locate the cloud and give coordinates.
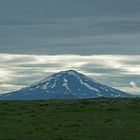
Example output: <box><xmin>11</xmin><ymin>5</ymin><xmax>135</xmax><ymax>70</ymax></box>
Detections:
<box><xmin>114</xmin><ymin>86</ymin><xmax>140</xmax><ymax>96</ymax></box>
<box><xmin>0</xmin><ymin>68</ymin><xmax>14</xmax><ymax>83</ymax></box>
<box><xmin>129</xmin><ymin>81</ymin><xmax>137</xmax><ymax>88</ymax></box>
<box><xmin>0</xmin><ymin>16</ymin><xmax>140</xmax><ymax>55</ymax></box>
<box><xmin>0</xmin><ymin>84</ymin><xmax>23</xmax><ymax>94</ymax></box>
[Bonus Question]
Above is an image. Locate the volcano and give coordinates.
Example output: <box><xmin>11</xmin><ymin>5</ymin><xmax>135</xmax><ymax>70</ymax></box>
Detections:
<box><xmin>0</xmin><ymin>70</ymin><xmax>133</xmax><ymax>100</ymax></box>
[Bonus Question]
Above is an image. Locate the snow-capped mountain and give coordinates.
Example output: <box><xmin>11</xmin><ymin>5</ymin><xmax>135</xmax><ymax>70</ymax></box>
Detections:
<box><xmin>0</xmin><ymin>70</ymin><xmax>134</xmax><ymax>100</ymax></box>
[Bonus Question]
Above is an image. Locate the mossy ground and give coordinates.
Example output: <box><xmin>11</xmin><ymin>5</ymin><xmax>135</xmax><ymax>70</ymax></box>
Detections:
<box><xmin>0</xmin><ymin>98</ymin><xmax>140</xmax><ymax>140</ymax></box>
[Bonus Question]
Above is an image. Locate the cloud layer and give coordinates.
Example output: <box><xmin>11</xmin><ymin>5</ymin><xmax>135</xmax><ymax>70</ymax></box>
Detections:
<box><xmin>0</xmin><ymin>0</ymin><xmax>140</xmax><ymax>55</ymax></box>
<box><xmin>1</xmin><ymin>17</ymin><xmax>140</xmax><ymax>55</ymax></box>
<box><xmin>0</xmin><ymin>53</ymin><xmax>139</xmax><ymax>95</ymax></box>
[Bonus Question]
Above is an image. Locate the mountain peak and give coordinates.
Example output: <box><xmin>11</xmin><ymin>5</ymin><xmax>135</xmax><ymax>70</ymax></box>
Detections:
<box><xmin>62</xmin><ymin>69</ymin><xmax>77</xmax><ymax>73</ymax></box>
<box><xmin>59</xmin><ymin>69</ymin><xmax>79</xmax><ymax>75</ymax></box>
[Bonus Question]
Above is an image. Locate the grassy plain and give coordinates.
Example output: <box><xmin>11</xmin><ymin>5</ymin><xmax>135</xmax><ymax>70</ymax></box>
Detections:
<box><xmin>0</xmin><ymin>98</ymin><xmax>140</xmax><ymax>140</ymax></box>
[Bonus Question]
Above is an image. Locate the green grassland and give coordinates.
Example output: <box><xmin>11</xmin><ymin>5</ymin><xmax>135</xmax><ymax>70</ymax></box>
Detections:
<box><xmin>0</xmin><ymin>98</ymin><xmax>140</xmax><ymax>140</ymax></box>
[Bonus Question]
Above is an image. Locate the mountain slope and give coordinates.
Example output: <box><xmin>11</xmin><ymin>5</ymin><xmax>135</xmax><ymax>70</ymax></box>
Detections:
<box><xmin>0</xmin><ymin>70</ymin><xmax>134</xmax><ymax>100</ymax></box>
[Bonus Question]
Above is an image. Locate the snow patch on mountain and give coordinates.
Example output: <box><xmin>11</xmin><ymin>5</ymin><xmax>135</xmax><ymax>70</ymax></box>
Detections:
<box><xmin>42</xmin><ymin>83</ymin><xmax>49</xmax><ymax>90</ymax></box>
<box><xmin>62</xmin><ymin>78</ymin><xmax>70</xmax><ymax>91</ymax></box>
<box><xmin>83</xmin><ymin>82</ymin><xmax>100</xmax><ymax>93</ymax></box>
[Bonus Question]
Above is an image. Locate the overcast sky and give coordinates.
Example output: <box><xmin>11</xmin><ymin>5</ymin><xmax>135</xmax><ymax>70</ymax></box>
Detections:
<box><xmin>0</xmin><ymin>0</ymin><xmax>140</xmax><ymax>94</ymax></box>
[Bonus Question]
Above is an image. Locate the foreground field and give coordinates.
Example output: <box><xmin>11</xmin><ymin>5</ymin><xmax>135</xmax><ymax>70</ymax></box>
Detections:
<box><xmin>0</xmin><ymin>99</ymin><xmax>140</xmax><ymax>140</ymax></box>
